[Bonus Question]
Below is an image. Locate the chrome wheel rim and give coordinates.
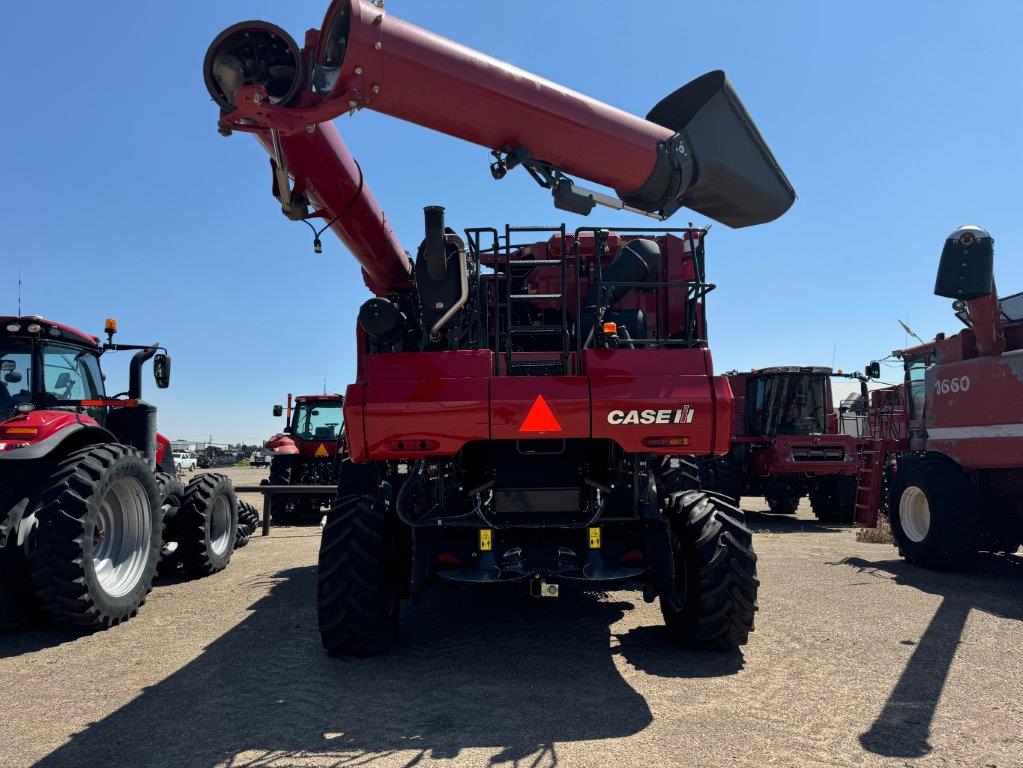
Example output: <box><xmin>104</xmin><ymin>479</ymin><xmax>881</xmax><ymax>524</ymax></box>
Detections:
<box><xmin>93</xmin><ymin>476</ymin><xmax>152</xmax><ymax>598</ymax></box>
<box><xmin>209</xmin><ymin>496</ymin><xmax>232</xmax><ymax>556</ymax></box>
<box><xmin>899</xmin><ymin>485</ymin><xmax>931</xmax><ymax>543</ymax></box>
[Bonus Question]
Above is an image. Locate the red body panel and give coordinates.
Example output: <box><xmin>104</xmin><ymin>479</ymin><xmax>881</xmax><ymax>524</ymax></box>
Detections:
<box><xmin>319</xmin><ymin>0</ymin><xmax>671</xmax><ymax>196</ymax></box>
<box><xmin>155</xmin><ymin>433</ymin><xmax>169</xmax><ymax>467</ymax></box>
<box><xmin>344</xmin><ymin>348</ymin><xmax>731</xmax><ymax>462</ymax></box>
<box><xmin>747</xmin><ymin>434</ymin><xmax>858</xmax><ymax>477</ymax></box>
<box><xmin>0</xmin><ymin>410</ymin><xmax>103</xmax><ymax>452</ymax></box>
<box><xmin>267</xmin><ymin>433</ymin><xmax>300</xmax><ymax>456</ymax></box>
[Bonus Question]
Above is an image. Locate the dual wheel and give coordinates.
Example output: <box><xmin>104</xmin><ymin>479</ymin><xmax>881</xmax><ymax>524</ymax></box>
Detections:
<box><xmin>1</xmin><ymin>444</ymin><xmax>238</xmax><ymax>630</ymax></box>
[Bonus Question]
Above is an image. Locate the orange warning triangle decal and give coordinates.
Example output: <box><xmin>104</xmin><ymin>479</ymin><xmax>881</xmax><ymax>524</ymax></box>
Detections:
<box><xmin>519</xmin><ymin>395</ymin><xmax>562</xmax><ymax>433</ymax></box>
<box><xmin>315</xmin><ymin>442</ymin><xmax>329</xmax><ymax>457</ymax></box>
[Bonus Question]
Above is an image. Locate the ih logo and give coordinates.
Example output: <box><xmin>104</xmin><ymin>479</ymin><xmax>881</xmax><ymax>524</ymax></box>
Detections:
<box><xmin>607</xmin><ymin>404</ymin><xmax>696</xmax><ymax>426</ymax></box>
<box><xmin>519</xmin><ymin>395</ymin><xmax>563</xmax><ymax>433</ymax></box>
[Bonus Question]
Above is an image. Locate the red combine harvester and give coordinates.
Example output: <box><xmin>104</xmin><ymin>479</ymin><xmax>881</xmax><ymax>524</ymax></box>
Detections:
<box><xmin>713</xmin><ymin>367</ymin><xmax>867</xmax><ymax>521</ymax></box>
<box><xmin>0</xmin><ymin>317</ymin><xmax>239</xmax><ymax>629</ymax></box>
<box><xmin>856</xmin><ymin>226</ymin><xmax>1023</xmax><ymax>567</ymax></box>
<box><xmin>205</xmin><ymin>0</ymin><xmax>795</xmax><ymax>654</ymax></box>
<box><xmin>265</xmin><ymin>393</ymin><xmax>344</xmax><ymax>523</ymax></box>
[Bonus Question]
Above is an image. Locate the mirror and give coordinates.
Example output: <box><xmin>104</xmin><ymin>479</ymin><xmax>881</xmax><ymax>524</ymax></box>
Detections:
<box><xmin>153</xmin><ymin>353</ymin><xmax>171</xmax><ymax>389</ymax></box>
<box><xmin>4</xmin><ymin>371</ymin><xmax>22</xmax><ymax>384</ymax></box>
<box><xmin>273</xmin><ymin>404</ymin><xmax>283</xmax><ymax>417</ymax></box>
<box><xmin>865</xmin><ymin>362</ymin><xmax>881</xmax><ymax>380</ymax></box>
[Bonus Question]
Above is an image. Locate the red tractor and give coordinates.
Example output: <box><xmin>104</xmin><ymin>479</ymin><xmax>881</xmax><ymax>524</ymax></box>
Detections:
<box><xmin>206</xmin><ymin>0</ymin><xmax>795</xmax><ymax>654</ymax></box>
<box><xmin>711</xmin><ymin>367</ymin><xmax>867</xmax><ymax>521</ymax></box>
<box><xmin>265</xmin><ymin>393</ymin><xmax>345</xmax><ymax>523</ymax></box>
<box><xmin>855</xmin><ymin>226</ymin><xmax>1023</xmax><ymax>566</ymax></box>
<box><xmin>0</xmin><ymin>317</ymin><xmax>240</xmax><ymax>629</ymax></box>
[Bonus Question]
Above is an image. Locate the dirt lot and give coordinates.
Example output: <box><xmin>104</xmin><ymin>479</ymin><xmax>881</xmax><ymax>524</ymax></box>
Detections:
<box><xmin>1</xmin><ymin>466</ymin><xmax>1020</xmax><ymax>768</ymax></box>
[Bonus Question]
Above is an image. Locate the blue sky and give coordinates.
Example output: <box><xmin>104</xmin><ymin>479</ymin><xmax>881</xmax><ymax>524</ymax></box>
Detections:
<box><xmin>2</xmin><ymin>1</ymin><xmax>1021</xmax><ymax>443</ymax></box>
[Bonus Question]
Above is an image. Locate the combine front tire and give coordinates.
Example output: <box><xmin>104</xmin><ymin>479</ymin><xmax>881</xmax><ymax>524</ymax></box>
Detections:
<box><xmin>809</xmin><ymin>476</ymin><xmax>857</xmax><ymax>523</ymax></box>
<box><xmin>26</xmin><ymin>445</ymin><xmax>162</xmax><ymax>629</ymax></box>
<box><xmin>317</xmin><ymin>465</ymin><xmax>405</xmax><ymax>656</ymax></box>
<box><xmin>661</xmin><ymin>491</ymin><xmax>759</xmax><ymax>649</ymax></box>
<box><xmin>173</xmin><ymin>473</ymin><xmax>238</xmax><ymax>577</ymax></box>
<box><xmin>890</xmin><ymin>455</ymin><xmax>977</xmax><ymax>569</ymax></box>
<box><xmin>766</xmin><ymin>494</ymin><xmax>800</xmax><ymax>515</ymax></box>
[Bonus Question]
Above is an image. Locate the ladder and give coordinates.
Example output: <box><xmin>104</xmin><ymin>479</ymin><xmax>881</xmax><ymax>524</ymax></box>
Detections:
<box><xmin>854</xmin><ymin>442</ymin><xmax>884</xmax><ymax>527</ymax></box>
<box><xmin>500</xmin><ymin>225</ymin><xmax>571</xmax><ymax>376</ymax></box>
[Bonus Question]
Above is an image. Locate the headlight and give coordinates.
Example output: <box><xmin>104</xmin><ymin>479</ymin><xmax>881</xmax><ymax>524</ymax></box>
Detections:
<box><xmin>5</xmin><ymin>323</ymin><xmax>20</xmax><ymax>332</ymax></box>
<box><xmin>26</xmin><ymin>323</ymin><xmax>42</xmax><ymax>333</ymax></box>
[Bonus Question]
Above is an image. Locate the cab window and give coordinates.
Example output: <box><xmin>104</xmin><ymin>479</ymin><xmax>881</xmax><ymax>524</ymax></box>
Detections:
<box><xmin>905</xmin><ymin>357</ymin><xmax>929</xmax><ymax>419</ymax></box>
<box><xmin>42</xmin><ymin>344</ymin><xmax>105</xmax><ymax>403</ymax></box>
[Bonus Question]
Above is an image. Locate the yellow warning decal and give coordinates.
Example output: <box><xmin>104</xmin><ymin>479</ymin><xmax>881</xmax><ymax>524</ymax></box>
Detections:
<box><xmin>479</xmin><ymin>529</ymin><xmax>493</xmax><ymax>551</ymax></box>
<box><xmin>314</xmin><ymin>443</ymin><xmax>329</xmax><ymax>457</ymax></box>
<box><xmin>588</xmin><ymin>527</ymin><xmax>601</xmax><ymax>549</ymax></box>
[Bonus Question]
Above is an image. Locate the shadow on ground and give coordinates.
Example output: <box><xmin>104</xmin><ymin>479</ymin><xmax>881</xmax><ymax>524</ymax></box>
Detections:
<box><xmin>837</xmin><ymin>553</ymin><xmax>1023</xmax><ymax>760</ymax></box>
<box><xmin>31</xmin><ymin>569</ymin><xmax>742</xmax><ymax>768</ymax></box>
<box><xmin>742</xmin><ymin>509</ymin><xmax>847</xmax><ymax>535</ymax></box>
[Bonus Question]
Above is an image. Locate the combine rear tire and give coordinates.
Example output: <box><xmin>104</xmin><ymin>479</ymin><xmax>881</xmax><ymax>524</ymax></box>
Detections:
<box><xmin>889</xmin><ymin>455</ymin><xmax>977</xmax><ymax>569</ymax></box>
<box><xmin>661</xmin><ymin>491</ymin><xmax>759</xmax><ymax>649</ymax></box>
<box><xmin>766</xmin><ymin>494</ymin><xmax>800</xmax><ymax>515</ymax></box>
<box><xmin>317</xmin><ymin>464</ymin><xmax>405</xmax><ymax>656</ymax></box>
<box><xmin>711</xmin><ymin>452</ymin><xmax>744</xmax><ymax>505</ymax></box>
<box><xmin>26</xmin><ymin>444</ymin><xmax>162</xmax><ymax>629</ymax></box>
<box><xmin>173</xmin><ymin>473</ymin><xmax>238</xmax><ymax>577</ymax></box>
<box><xmin>809</xmin><ymin>476</ymin><xmax>857</xmax><ymax>523</ymax></box>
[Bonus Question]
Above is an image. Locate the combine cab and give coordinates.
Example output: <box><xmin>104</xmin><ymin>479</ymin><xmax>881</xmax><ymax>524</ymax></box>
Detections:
<box><xmin>206</xmin><ymin>0</ymin><xmax>795</xmax><ymax>654</ymax></box>
<box><xmin>856</xmin><ymin>226</ymin><xmax>1023</xmax><ymax>566</ymax></box>
<box><xmin>0</xmin><ymin>317</ymin><xmax>240</xmax><ymax>629</ymax></box>
<box><xmin>265</xmin><ymin>393</ymin><xmax>344</xmax><ymax>523</ymax></box>
<box><xmin>712</xmin><ymin>367</ymin><xmax>865</xmax><ymax>521</ymax></box>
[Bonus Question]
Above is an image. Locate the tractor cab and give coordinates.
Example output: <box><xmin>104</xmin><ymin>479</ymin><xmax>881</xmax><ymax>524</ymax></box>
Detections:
<box><xmin>289</xmin><ymin>396</ymin><xmax>344</xmax><ymax>443</ymax></box>
<box><xmin>0</xmin><ymin>317</ymin><xmax>106</xmax><ymax>424</ymax></box>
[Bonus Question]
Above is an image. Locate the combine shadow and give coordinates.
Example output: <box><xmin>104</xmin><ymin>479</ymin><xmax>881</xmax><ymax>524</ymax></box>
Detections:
<box><xmin>742</xmin><ymin>508</ymin><xmax>847</xmax><ymax>535</ymax></box>
<box><xmin>31</xmin><ymin>569</ymin><xmax>740</xmax><ymax>768</ymax></box>
<box><xmin>837</xmin><ymin>554</ymin><xmax>1023</xmax><ymax>759</ymax></box>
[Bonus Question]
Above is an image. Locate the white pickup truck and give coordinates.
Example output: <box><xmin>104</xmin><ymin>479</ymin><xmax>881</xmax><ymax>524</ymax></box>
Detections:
<box><xmin>172</xmin><ymin>451</ymin><xmax>198</xmax><ymax>472</ymax></box>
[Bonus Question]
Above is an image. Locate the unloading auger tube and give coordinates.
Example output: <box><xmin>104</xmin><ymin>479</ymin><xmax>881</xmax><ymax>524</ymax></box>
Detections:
<box><xmin>204</xmin><ymin>1</ymin><xmax>795</xmax><ymax>297</ymax></box>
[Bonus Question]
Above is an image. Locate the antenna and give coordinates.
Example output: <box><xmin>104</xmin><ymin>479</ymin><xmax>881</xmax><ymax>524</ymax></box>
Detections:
<box><xmin>898</xmin><ymin>319</ymin><xmax>928</xmax><ymax>348</ymax></box>
<box><xmin>17</xmin><ymin>266</ymin><xmax>22</xmax><ymax>316</ymax></box>
<box><xmin>830</xmin><ymin>342</ymin><xmax>837</xmax><ymax>368</ymax></box>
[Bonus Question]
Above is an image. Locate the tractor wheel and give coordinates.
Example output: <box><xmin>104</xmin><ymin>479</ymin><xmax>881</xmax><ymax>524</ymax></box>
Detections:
<box><xmin>0</xmin><ymin>477</ymin><xmax>39</xmax><ymax>629</ymax></box>
<box><xmin>711</xmin><ymin>452</ymin><xmax>744</xmax><ymax>505</ymax></box>
<box><xmin>889</xmin><ymin>455</ymin><xmax>977</xmax><ymax>569</ymax></box>
<box><xmin>173</xmin><ymin>473</ymin><xmax>238</xmax><ymax>577</ymax></box>
<box><xmin>809</xmin><ymin>476</ymin><xmax>857</xmax><ymax>523</ymax></box>
<box><xmin>658</xmin><ymin>457</ymin><xmax>701</xmax><ymax>496</ymax></box>
<box><xmin>317</xmin><ymin>463</ymin><xmax>406</xmax><ymax>656</ymax></box>
<box><xmin>154</xmin><ymin>472</ymin><xmax>185</xmax><ymax>575</ymax></box>
<box><xmin>660</xmin><ymin>491</ymin><xmax>759</xmax><ymax>649</ymax></box>
<box><xmin>766</xmin><ymin>494</ymin><xmax>800</xmax><ymax>515</ymax></box>
<box><xmin>26</xmin><ymin>444</ymin><xmax>162</xmax><ymax>629</ymax></box>
<box><xmin>235</xmin><ymin>501</ymin><xmax>260</xmax><ymax>548</ymax></box>
<box><xmin>268</xmin><ymin>457</ymin><xmax>299</xmax><ymax>525</ymax></box>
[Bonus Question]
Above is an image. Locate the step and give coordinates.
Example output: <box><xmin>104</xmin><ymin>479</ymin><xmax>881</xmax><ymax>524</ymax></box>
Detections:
<box><xmin>511</xmin><ymin>293</ymin><xmax>563</xmax><ymax>300</ymax></box>
<box><xmin>508</xmin><ymin>359</ymin><xmax>567</xmax><ymax>375</ymax></box>
<box><xmin>508</xmin><ymin>325</ymin><xmax>568</xmax><ymax>335</ymax></box>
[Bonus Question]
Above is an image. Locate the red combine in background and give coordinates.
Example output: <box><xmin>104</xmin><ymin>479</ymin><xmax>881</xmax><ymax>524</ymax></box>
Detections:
<box><xmin>856</xmin><ymin>226</ymin><xmax>1023</xmax><ymax>567</ymax></box>
<box><xmin>711</xmin><ymin>367</ymin><xmax>867</xmax><ymax>521</ymax></box>
<box><xmin>205</xmin><ymin>0</ymin><xmax>795</xmax><ymax>655</ymax></box>
<box><xmin>0</xmin><ymin>317</ymin><xmax>239</xmax><ymax>630</ymax></box>
<box><xmin>264</xmin><ymin>393</ymin><xmax>344</xmax><ymax>523</ymax></box>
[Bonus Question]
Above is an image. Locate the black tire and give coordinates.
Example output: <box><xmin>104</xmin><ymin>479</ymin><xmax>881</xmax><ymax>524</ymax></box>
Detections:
<box><xmin>317</xmin><ymin>464</ymin><xmax>406</xmax><ymax>656</ymax></box>
<box><xmin>173</xmin><ymin>473</ymin><xmax>238</xmax><ymax>577</ymax></box>
<box><xmin>26</xmin><ymin>444</ymin><xmax>162</xmax><ymax>629</ymax></box>
<box><xmin>661</xmin><ymin>491</ymin><xmax>759</xmax><ymax>649</ymax></box>
<box><xmin>711</xmin><ymin>451</ymin><xmax>744</xmax><ymax>505</ymax></box>
<box><xmin>766</xmin><ymin>494</ymin><xmax>800</xmax><ymax>515</ymax></box>
<box><xmin>154</xmin><ymin>472</ymin><xmax>185</xmax><ymax>574</ymax></box>
<box><xmin>0</xmin><ymin>476</ymin><xmax>38</xmax><ymax>629</ymax></box>
<box><xmin>889</xmin><ymin>455</ymin><xmax>977</xmax><ymax>569</ymax></box>
<box><xmin>235</xmin><ymin>501</ymin><xmax>260</xmax><ymax>549</ymax></box>
<box><xmin>809</xmin><ymin>476</ymin><xmax>857</xmax><ymax>523</ymax></box>
<box><xmin>268</xmin><ymin>456</ymin><xmax>299</xmax><ymax>524</ymax></box>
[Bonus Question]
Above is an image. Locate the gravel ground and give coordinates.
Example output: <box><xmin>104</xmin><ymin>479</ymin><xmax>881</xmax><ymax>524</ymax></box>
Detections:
<box><xmin>1</xmin><ymin>466</ymin><xmax>1020</xmax><ymax>768</ymax></box>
